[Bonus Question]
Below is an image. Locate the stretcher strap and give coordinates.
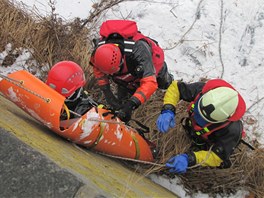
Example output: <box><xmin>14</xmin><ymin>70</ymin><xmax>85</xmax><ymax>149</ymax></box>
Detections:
<box><xmin>131</xmin><ymin>133</ymin><xmax>140</xmax><ymax>159</ymax></box>
<box><xmin>90</xmin><ymin>122</ymin><xmax>106</xmax><ymax>148</ymax></box>
<box><xmin>63</xmin><ymin>103</ymin><xmax>71</xmax><ymax>119</ymax></box>
<box><xmin>59</xmin><ymin>103</ymin><xmax>71</xmax><ymax>130</ymax></box>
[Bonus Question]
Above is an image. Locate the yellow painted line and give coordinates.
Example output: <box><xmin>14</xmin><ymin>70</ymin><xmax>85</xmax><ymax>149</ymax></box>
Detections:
<box><xmin>0</xmin><ymin>95</ymin><xmax>177</xmax><ymax>198</ymax></box>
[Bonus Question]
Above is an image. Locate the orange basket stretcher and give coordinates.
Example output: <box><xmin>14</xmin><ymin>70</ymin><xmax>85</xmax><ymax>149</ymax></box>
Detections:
<box><xmin>0</xmin><ymin>70</ymin><xmax>154</xmax><ymax>162</ymax></box>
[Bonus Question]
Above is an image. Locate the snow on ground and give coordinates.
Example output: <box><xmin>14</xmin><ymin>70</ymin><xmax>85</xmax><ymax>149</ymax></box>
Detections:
<box><xmin>1</xmin><ymin>0</ymin><xmax>264</xmax><ymax>197</ymax></box>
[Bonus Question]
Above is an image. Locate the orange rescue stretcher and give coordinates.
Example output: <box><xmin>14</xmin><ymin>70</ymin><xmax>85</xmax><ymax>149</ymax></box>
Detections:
<box><xmin>0</xmin><ymin>70</ymin><xmax>154</xmax><ymax>162</ymax></box>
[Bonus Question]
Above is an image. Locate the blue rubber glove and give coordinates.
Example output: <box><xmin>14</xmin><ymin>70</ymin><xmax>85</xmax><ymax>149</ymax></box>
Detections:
<box><xmin>166</xmin><ymin>154</ymin><xmax>189</xmax><ymax>174</ymax></box>
<box><xmin>156</xmin><ymin>110</ymin><xmax>176</xmax><ymax>133</ymax></box>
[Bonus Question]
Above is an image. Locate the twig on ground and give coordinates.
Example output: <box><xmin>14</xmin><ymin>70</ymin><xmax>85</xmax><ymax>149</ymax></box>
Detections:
<box><xmin>81</xmin><ymin>0</ymin><xmax>126</xmax><ymax>29</ymax></box>
<box><xmin>246</xmin><ymin>96</ymin><xmax>264</xmax><ymax>113</ymax></box>
<box><xmin>164</xmin><ymin>0</ymin><xmax>205</xmax><ymax>50</ymax></box>
<box><xmin>218</xmin><ymin>0</ymin><xmax>225</xmax><ymax>78</ymax></box>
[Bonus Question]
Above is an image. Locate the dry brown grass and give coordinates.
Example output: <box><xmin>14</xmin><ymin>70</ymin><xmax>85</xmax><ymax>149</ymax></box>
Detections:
<box><xmin>0</xmin><ymin>0</ymin><xmax>92</xmax><ymax>79</ymax></box>
<box><xmin>130</xmin><ymin>90</ymin><xmax>264</xmax><ymax>198</ymax></box>
<box><xmin>1</xmin><ymin>0</ymin><xmax>263</xmax><ymax>197</ymax></box>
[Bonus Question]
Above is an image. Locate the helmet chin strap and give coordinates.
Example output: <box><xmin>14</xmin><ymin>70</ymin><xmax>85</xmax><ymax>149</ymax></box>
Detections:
<box><xmin>65</xmin><ymin>87</ymin><xmax>83</xmax><ymax>103</ymax></box>
<box><xmin>194</xmin><ymin>99</ymin><xmax>208</xmax><ymax>127</ymax></box>
<box><xmin>119</xmin><ymin>58</ymin><xmax>124</xmax><ymax>72</ymax></box>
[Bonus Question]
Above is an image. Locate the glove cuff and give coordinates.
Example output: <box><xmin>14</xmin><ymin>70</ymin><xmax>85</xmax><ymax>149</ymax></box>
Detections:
<box><xmin>161</xmin><ymin>104</ymin><xmax>176</xmax><ymax>114</ymax></box>
<box><xmin>129</xmin><ymin>96</ymin><xmax>141</xmax><ymax>109</ymax></box>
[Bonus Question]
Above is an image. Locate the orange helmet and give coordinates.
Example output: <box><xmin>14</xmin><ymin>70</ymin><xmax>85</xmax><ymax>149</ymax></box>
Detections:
<box><xmin>46</xmin><ymin>61</ymin><xmax>86</xmax><ymax>98</ymax></box>
<box><xmin>93</xmin><ymin>44</ymin><xmax>122</xmax><ymax>74</ymax></box>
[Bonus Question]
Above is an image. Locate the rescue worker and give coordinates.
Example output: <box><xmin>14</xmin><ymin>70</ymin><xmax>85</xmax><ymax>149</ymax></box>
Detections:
<box><xmin>89</xmin><ymin>20</ymin><xmax>173</xmax><ymax>122</ymax></box>
<box><xmin>46</xmin><ymin>61</ymin><xmax>97</xmax><ymax>119</ymax></box>
<box><xmin>156</xmin><ymin>79</ymin><xmax>246</xmax><ymax>173</ymax></box>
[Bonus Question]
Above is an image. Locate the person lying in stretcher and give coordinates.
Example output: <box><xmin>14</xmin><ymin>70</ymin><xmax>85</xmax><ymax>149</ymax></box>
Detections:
<box><xmin>46</xmin><ymin>61</ymin><xmax>98</xmax><ymax>120</ymax></box>
<box><xmin>46</xmin><ymin>60</ymin><xmax>158</xmax><ymax>158</ymax></box>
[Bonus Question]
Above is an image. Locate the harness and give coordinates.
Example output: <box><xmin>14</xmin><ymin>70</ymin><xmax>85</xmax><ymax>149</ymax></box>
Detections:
<box><xmin>97</xmin><ymin>36</ymin><xmax>137</xmax><ymax>56</ymax></box>
<box><xmin>97</xmin><ymin>20</ymin><xmax>165</xmax><ymax>76</ymax></box>
<box><xmin>96</xmin><ymin>36</ymin><xmax>148</xmax><ymax>90</ymax></box>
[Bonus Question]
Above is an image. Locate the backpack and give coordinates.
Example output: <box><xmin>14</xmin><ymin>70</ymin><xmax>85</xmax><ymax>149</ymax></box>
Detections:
<box><xmin>98</xmin><ymin>20</ymin><xmax>165</xmax><ymax>75</ymax></box>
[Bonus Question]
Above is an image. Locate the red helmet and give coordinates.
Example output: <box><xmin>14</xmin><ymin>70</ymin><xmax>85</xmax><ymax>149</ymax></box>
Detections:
<box><xmin>46</xmin><ymin>61</ymin><xmax>86</xmax><ymax>97</ymax></box>
<box><xmin>94</xmin><ymin>44</ymin><xmax>122</xmax><ymax>74</ymax></box>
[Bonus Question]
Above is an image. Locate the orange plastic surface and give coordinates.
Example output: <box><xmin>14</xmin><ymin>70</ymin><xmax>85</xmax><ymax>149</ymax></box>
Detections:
<box><xmin>0</xmin><ymin>70</ymin><xmax>65</xmax><ymax>130</ymax></box>
<box><xmin>0</xmin><ymin>70</ymin><xmax>154</xmax><ymax>161</ymax></box>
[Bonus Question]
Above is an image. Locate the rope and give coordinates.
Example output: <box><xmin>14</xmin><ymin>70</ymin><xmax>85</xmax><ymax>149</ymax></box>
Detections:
<box><xmin>68</xmin><ymin>109</ymin><xmax>127</xmax><ymax>125</ymax></box>
<box><xmin>72</xmin><ymin>143</ymin><xmax>165</xmax><ymax>167</ymax></box>
<box><xmin>98</xmin><ymin>152</ymin><xmax>165</xmax><ymax>167</ymax></box>
<box><xmin>0</xmin><ymin>72</ymin><xmax>214</xmax><ymax>170</ymax></box>
<box><xmin>70</xmin><ymin>112</ymin><xmax>161</xmax><ymax>164</ymax></box>
<box><xmin>0</xmin><ymin>74</ymin><xmax>214</xmax><ymax>170</ymax></box>
<box><xmin>75</xmin><ymin>143</ymin><xmax>215</xmax><ymax>170</ymax></box>
<box><xmin>70</xmin><ymin>107</ymin><xmax>149</xmax><ymax>134</ymax></box>
<box><xmin>87</xmin><ymin>117</ymin><xmax>125</xmax><ymax>125</ymax></box>
<box><xmin>72</xmin><ymin>143</ymin><xmax>214</xmax><ymax>170</ymax></box>
<box><xmin>0</xmin><ymin>73</ymin><xmax>51</xmax><ymax>103</ymax></box>
<box><xmin>0</xmin><ymin>74</ymin><xmax>164</xmax><ymax>168</ymax></box>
